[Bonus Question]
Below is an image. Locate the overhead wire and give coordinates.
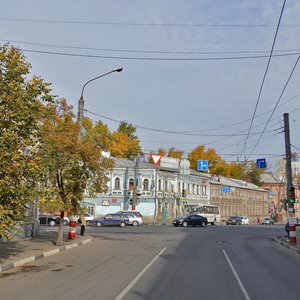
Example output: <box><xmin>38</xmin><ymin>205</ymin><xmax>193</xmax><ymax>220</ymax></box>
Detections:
<box><xmin>239</xmin><ymin>0</ymin><xmax>286</xmax><ymax>160</ymax></box>
<box><xmin>247</xmin><ymin>55</ymin><xmax>300</xmax><ymax>160</ymax></box>
<box><xmin>84</xmin><ymin>109</ymin><xmax>275</xmax><ymax>137</ymax></box>
<box><xmin>1</xmin><ymin>17</ymin><xmax>300</xmax><ymax>28</ymax></box>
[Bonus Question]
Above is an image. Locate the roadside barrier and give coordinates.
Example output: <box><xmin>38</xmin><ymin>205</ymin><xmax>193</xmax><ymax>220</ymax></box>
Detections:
<box><xmin>289</xmin><ymin>224</ymin><xmax>297</xmax><ymax>244</ymax></box>
<box><xmin>68</xmin><ymin>218</ymin><xmax>77</xmax><ymax>240</ymax></box>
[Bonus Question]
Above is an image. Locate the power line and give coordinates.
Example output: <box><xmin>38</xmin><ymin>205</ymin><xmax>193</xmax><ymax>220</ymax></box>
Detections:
<box><xmin>1</xmin><ymin>17</ymin><xmax>300</xmax><ymax>28</ymax></box>
<box><xmin>247</xmin><ymin>55</ymin><xmax>300</xmax><ymax>159</ymax></box>
<box><xmin>84</xmin><ymin>109</ymin><xmax>275</xmax><ymax>137</ymax></box>
<box><xmin>14</xmin><ymin>47</ymin><xmax>300</xmax><ymax>61</ymax></box>
<box><xmin>239</xmin><ymin>0</ymin><xmax>286</xmax><ymax>160</ymax></box>
<box><xmin>3</xmin><ymin>38</ymin><xmax>300</xmax><ymax>56</ymax></box>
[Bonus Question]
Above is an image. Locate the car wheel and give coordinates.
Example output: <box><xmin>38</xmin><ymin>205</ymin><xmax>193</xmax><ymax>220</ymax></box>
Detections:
<box><xmin>173</xmin><ymin>224</ymin><xmax>178</xmax><ymax>227</ymax></box>
<box><xmin>132</xmin><ymin>221</ymin><xmax>138</xmax><ymax>226</ymax></box>
<box><xmin>182</xmin><ymin>221</ymin><xmax>188</xmax><ymax>227</ymax></box>
<box><xmin>96</xmin><ymin>222</ymin><xmax>102</xmax><ymax>227</ymax></box>
<box><xmin>120</xmin><ymin>222</ymin><xmax>126</xmax><ymax>227</ymax></box>
<box><xmin>201</xmin><ymin>221</ymin><xmax>207</xmax><ymax>227</ymax></box>
<box><xmin>63</xmin><ymin>219</ymin><xmax>68</xmax><ymax>226</ymax></box>
<box><xmin>49</xmin><ymin>220</ymin><xmax>56</xmax><ymax>226</ymax></box>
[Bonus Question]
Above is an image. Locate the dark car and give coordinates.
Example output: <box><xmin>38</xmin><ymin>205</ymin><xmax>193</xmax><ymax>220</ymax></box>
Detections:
<box><xmin>226</xmin><ymin>216</ymin><xmax>242</xmax><ymax>225</ymax></box>
<box><xmin>39</xmin><ymin>215</ymin><xmax>60</xmax><ymax>226</ymax></box>
<box><xmin>92</xmin><ymin>213</ymin><xmax>129</xmax><ymax>227</ymax></box>
<box><xmin>172</xmin><ymin>214</ymin><xmax>208</xmax><ymax>227</ymax></box>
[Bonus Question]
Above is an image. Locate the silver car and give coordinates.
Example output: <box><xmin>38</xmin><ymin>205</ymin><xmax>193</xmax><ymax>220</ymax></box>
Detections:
<box><xmin>118</xmin><ymin>212</ymin><xmax>144</xmax><ymax>226</ymax></box>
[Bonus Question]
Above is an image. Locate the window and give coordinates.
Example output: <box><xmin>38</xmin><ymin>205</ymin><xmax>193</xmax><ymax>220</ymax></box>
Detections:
<box><xmin>129</xmin><ymin>178</ymin><xmax>134</xmax><ymax>190</ymax></box>
<box><xmin>143</xmin><ymin>179</ymin><xmax>149</xmax><ymax>190</ymax></box>
<box><xmin>158</xmin><ymin>179</ymin><xmax>162</xmax><ymax>191</ymax></box>
<box><xmin>114</xmin><ymin>178</ymin><xmax>121</xmax><ymax>190</ymax></box>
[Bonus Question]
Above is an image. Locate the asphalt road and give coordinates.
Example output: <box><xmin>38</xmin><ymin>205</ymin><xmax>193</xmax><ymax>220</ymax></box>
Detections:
<box><xmin>1</xmin><ymin>224</ymin><xmax>299</xmax><ymax>300</ymax></box>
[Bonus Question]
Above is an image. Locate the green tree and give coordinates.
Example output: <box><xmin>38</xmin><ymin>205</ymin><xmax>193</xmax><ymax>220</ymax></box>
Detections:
<box><xmin>246</xmin><ymin>162</ymin><xmax>263</xmax><ymax>186</ymax></box>
<box><xmin>0</xmin><ymin>45</ymin><xmax>52</xmax><ymax>239</ymax></box>
<box><xmin>39</xmin><ymin>99</ymin><xmax>113</xmax><ymax>245</ymax></box>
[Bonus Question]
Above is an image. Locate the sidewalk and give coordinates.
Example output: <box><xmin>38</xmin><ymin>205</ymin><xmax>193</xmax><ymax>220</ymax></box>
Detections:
<box><xmin>272</xmin><ymin>236</ymin><xmax>300</xmax><ymax>255</ymax></box>
<box><xmin>0</xmin><ymin>229</ymin><xmax>93</xmax><ymax>273</ymax></box>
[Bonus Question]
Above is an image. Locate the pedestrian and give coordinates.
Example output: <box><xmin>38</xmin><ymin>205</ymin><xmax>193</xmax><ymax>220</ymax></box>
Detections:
<box><xmin>257</xmin><ymin>217</ymin><xmax>260</xmax><ymax>224</ymax></box>
<box><xmin>285</xmin><ymin>221</ymin><xmax>290</xmax><ymax>240</ymax></box>
<box><xmin>80</xmin><ymin>214</ymin><xmax>86</xmax><ymax>236</ymax></box>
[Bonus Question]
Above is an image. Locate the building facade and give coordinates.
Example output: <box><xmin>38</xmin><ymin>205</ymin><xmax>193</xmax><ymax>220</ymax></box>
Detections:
<box><xmin>82</xmin><ymin>157</ymin><xmax>211</xmax><ymax>222</ymax></box>
<box><xmin>210</xmin><ymin>175</ymin><xmax>270</xmax><ymax>223</ymax></box>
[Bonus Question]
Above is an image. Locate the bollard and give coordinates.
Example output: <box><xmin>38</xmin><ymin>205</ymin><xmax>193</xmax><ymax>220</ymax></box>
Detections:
<box><xmin>68</xmin><ymin>217</ymin><xmax>77</xmax><ymax>240</ymax></box>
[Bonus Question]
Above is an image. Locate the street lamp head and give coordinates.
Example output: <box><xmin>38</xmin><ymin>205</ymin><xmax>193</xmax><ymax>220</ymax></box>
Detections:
<box><xmin>113</xmin><ymin>67</ymin><xmax>123</xmax><ymax>72</ymax></box>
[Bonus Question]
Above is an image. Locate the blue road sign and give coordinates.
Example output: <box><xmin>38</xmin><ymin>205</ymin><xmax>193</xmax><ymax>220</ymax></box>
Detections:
<box><xmin>256</xmin><ymin>158</ymin><xmax>267</xmax><ymax>169</ymax></box>
<box><xmin>197</xmin><ymin>160</ymin><xmax>208</xmax><ymax>171</ymax></box>
<box><xmin>221</xmin><ymin>186</ymin><xmax>231</xmax><ymax>193</ymax></box>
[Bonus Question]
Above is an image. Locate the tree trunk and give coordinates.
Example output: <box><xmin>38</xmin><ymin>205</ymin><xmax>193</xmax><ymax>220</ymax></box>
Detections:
<box><xmin>56</xmin><ymin>212</ymin><xmax>64</xmax><ymax>246</ymax></box>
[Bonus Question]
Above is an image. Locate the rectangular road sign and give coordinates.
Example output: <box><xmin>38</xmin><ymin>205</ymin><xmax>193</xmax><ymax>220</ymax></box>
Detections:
<box><xmin>256</xmin><ymin>158</ymin><xmax>266</xmax><ymax>169</ymax></box>
<box><xmin>197</xmin><ymin>160</ymin><xmax>208</xmax><ymax>171</ymax></box>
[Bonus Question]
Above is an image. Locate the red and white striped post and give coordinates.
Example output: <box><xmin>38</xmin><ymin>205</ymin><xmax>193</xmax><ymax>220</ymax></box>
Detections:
<box><xmin>289</xmin><ymin>223</ymin><xmax>297</xmax><ymax>243</ymax></box>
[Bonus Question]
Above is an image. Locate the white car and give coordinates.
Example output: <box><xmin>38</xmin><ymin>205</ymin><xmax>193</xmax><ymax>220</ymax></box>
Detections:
<box><xmin>239</xmin><ymin>216</ymin><xmax>249</xmax><ymax>225</ymax></box>
<box><xmin>77</xmin><ymin>213</ymin><xmax>95</xmax><ymax>225</ymax></box>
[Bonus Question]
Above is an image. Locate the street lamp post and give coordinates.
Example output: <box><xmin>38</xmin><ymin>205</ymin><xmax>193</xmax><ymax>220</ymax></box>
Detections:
<box><xmin>78</xmin><ymin>67</ymin><xmax>123</xmax><ymax>138</ymax></box>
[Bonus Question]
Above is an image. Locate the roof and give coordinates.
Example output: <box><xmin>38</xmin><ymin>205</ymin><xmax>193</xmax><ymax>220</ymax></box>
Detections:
<box><xmin>211</xmin><ymin>175</ymin><xmax>267</xmax><ymax>192</ymax></box>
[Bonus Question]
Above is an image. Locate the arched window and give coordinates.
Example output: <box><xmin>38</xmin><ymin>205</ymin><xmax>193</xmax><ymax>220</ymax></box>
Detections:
<box><xmin>158</xmin><ymin>179</ymin><xmax>162</xmax><ymax>191</ymax></box>
<box><xmin>143</xmin><ymin>179</ymin><xmax>149</xmax><ymax>191</ymax></box>
<box><xmin>129</xmin><ymin>178</ymin><xmax>134</xmax><ymax>190</ymax></box>
<box><xmin>114</xmin><ymin>178</ymin><xmax>120</xmax><ymax>190</ymax></box>
<box><xmin>143</xmin><ymin>179</ymin><xmax>149</xmax><ymax>190</ymax></box>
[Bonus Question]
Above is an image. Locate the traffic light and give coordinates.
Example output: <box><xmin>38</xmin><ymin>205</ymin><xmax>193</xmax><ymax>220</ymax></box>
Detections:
<box><xmin>290</xmin><ymin>186</ymin><xmax>296</xmax><ymax>203</ymax></box>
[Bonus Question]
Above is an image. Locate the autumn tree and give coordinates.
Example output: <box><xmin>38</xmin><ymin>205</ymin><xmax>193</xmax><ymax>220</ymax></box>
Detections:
<box><xmin>188</xmin><ymin>145</ymin><xmax>227</xmax><ymax>175</ymax></box>
<box><xmin>39</xmin><ymin>99</ymin><xmax>113</xmax><ymax>245</ymax></box>
<box><xmin>110</xmin><ymin>121</ymin><xmax>141</xmax><ymax>160</ymax></box>
<box><xmin>167</xmin><ymin>147</ymin><xmax>184</xmax><ymax>159</ymax></box>
<box><xmin>0</xmin><ymin>45</ymin><xmax>53</xmax><ymax>239</ymax></box>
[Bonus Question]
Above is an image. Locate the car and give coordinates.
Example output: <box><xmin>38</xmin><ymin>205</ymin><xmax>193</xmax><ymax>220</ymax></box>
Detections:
<box><xmin>77</xmin><ymin>213</ymin><xmax>94</xmax><ymax>225</ymax></box>
<box><xmin>262</xmin><ymin>217</ymin><xmax>275</xmax><ymax>225</ymax></box>
<box><xmin>116</xmin><ymin>211</ymin><xmax>144</xmax><ymax>226</ymax></box>
<box><xmin>39</xmin><ymin>215</ymin><xmax>60</xmax><ymax>226</ymax></box>
<box><xmin>226</xmin><ymin>216</ymin><xmax>242</xmax><ymax>225</ymax></box>
<box><xmin>239</xmin><ymin>216</ymin><xmax>250</xmax><ymax>225</ymax></box>
<box><xmin>92</xmin><ymin>213</ymin><xmax>129</xmax><ymax>227</ymax></box>
<box><xmin>172</xmin><ymin>214</ymin><xmax>208</xmax><ymax>227</ymax></box>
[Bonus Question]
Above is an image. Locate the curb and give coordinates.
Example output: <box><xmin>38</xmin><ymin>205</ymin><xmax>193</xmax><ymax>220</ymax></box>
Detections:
<box><xmin>272</xmin><ymin>237</ymin><xmax>300</xmax><ymax>255</ymax></box>
<box><xmin>0</xmin><ymin>237</ymin><xmax>93</xmax><ymax>273</ymax></box>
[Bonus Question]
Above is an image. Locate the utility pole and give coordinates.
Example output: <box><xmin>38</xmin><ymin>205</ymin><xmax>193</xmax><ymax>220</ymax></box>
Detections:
<box><xmin>284</xmin><ymin>113</ymin><xmax>297</xmax><ymax>243</ymax></box>
<box><xmin>132</xmin><ymin>156</ymin><xmax>139</xmax><ymax>210</ymax></box>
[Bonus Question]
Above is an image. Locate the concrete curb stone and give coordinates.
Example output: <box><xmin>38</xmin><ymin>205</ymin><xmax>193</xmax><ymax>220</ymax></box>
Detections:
<box><xmin>272</xmin><ymin>236</ymin><xmax>300</xmax><ymax>255</ymax></box>
<box><xmin>0</xmin><ymin>236</ymin><xmax>93</xmax><ymax>273</ymax></box>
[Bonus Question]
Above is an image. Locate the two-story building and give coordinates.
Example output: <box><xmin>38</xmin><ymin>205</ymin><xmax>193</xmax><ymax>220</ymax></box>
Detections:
<box><xmin>210</xmin><ymin>175</ymin><xmax>270</xmax><ymax>223</ymax></box>
<box><xmin>81</xmin><ymin>157</ymin><xmax>211</xmax><ymax>222</ymax></box>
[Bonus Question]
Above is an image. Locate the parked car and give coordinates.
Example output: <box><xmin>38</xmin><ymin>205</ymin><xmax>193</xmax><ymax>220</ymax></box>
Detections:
<box><xmin>92</xmin><ymin>213</ymin><xmax>129</xmax><ymax>227</ymax></box>
<box><xmin>239</xmin><ymin>216</ymin><xmax>250</xmax><ymax>225</ymax></box>
<box><xmin>262</xmin><ymin>217</ymin><xmax>275</xmax><ymax>225</ymax></box>
<box><xmin>77</xmin><ymin>213</ymin><xmax>94</xmax><ymax>225</ymax></box>
<box><xmin>226</xmin><ymin>216</ymin><xmax>242</xmax><ymax>225</ymax></box>
<box><xmin>39</xmin><ymin>215</ymin><xmax>60</xmax><ymax>226</ymax></box>
<box><xmin>172</xmin><ymin>214</ymin><xmax>208</xmax><ymax>227</ymax></box>
<box><xmin>116</xmin><ymin>211</ymin><xmax>144</xmax><ymax>226</ymax></box>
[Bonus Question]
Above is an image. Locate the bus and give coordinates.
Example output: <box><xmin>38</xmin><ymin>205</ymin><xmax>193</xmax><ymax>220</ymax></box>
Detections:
<box><xmin>191</xmin><ymin>204</ymin><xmax>221</xmax><ymax>225</ymax></box>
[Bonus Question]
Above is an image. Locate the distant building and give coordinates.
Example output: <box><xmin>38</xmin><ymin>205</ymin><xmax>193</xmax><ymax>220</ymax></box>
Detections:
<box><xmin>210</xmin><ymin>175</ymin><xmax>269</xmax><ymax>223</ymax></box>
<box><xmin>260</xmin><ymin>173</ymin><xmax>286</xmax><ymax>223</ymax></box>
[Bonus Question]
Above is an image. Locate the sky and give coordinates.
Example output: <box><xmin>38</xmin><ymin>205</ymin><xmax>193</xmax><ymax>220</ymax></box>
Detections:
<box><xmin>1</xmin><ymin>0</ymin><xmax>300</xmax><ymax>172</ymax></box>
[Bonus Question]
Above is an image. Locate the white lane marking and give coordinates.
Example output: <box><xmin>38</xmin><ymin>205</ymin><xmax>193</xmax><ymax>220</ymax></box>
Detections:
<box><xmin>223</xmin><ymin>249</ymin><xmax>251</xmax><ymax>300</ymax></box>
<box><xmin>115</xmin><ymin>247</ymin><xmax>167</xmax><ymax>300</ymax></box>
